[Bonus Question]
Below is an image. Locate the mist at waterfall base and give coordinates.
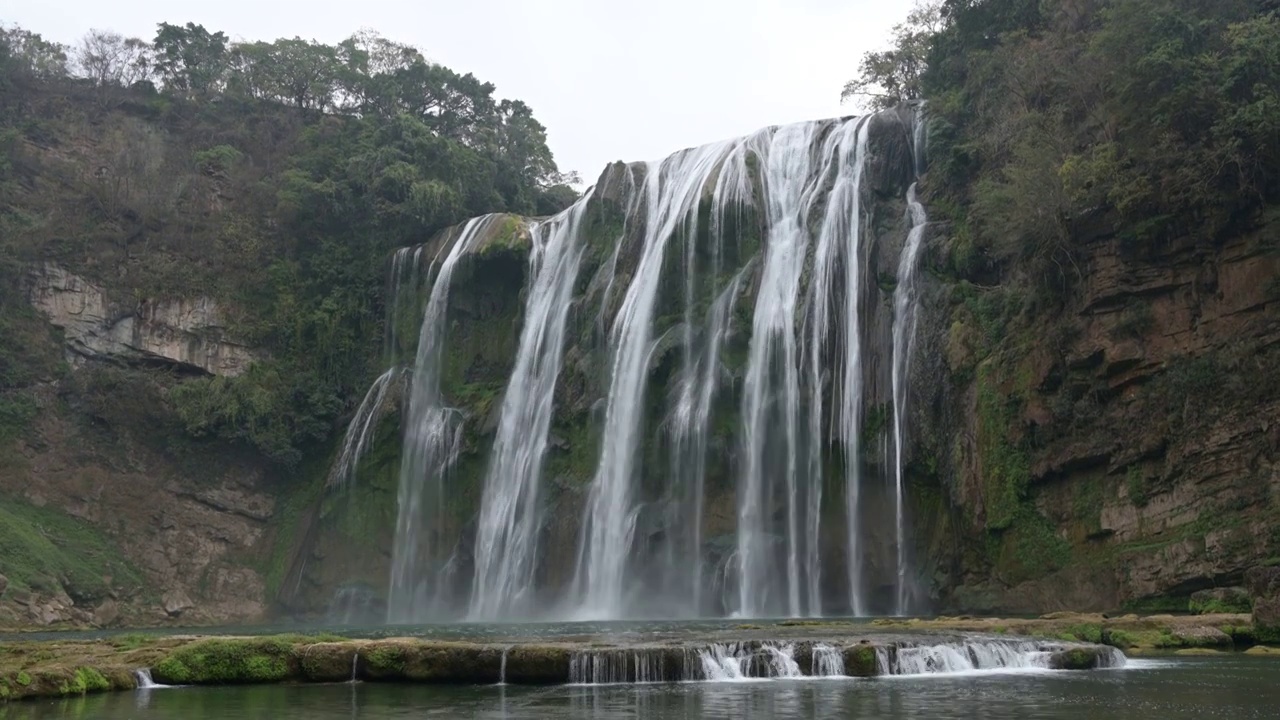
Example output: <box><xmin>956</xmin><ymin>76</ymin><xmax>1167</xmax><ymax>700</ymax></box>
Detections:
<box><xmin>27</xmin><ymin>657</ymin><xmax>1280</xmax><ymax>720</ymax></box>
<box><xmin>330</xmin><ymin>108</ymin><xmax>932</xmax><ymax>624</ymax></box>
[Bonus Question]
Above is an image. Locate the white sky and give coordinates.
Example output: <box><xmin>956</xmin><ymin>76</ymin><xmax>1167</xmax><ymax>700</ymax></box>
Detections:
<box><xmin>6</xmin><ymin>0</ymin><xmax>912</xmax><ymax>183</ymax></box>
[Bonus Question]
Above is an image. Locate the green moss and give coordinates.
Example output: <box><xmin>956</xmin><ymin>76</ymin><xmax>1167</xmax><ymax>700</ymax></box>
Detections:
<box><xmin>990</xmin><ymin>506</ymin><xmax>1072</xmax><ymax>584</ymax></box>
<box><xmin>16</xmin><ymin>671</ymin><xmax>31</xmax><ymax>687</ymax></box>
<box><xmin>1104</xmin><ymin>629</ymin><xmax>1136</xmax><ymax>649</ymax></box>
<box><xmin>1189</xmin><ymin>595</ymin><xmax>1251</xmax><ymax>615</ymax></box>
<box><xmin>845</xmin><ymin>645</ymin><xmax>878</xmax><ymax>677</ymax></box>
<box><xmin>73</xmin><ymin>668</ymin><xmax>111</xmax><ymax>693</ymax></box>
<box><xmin>1125</xmin><ymin>465</ymin><xmax>1149</xmax><ymax>508</ymax></box>
<box><xmin>975</xmin><ymin>364</ymin><xmax>1029</xmax><ymax>531</ymax></box>
<box><xmin>365</xmin><ymin>645</ymin><xmax>406</xmax><ymax>674</ymax></box>
<box><xmin>151</xmin><ymin>638</ymin><xmax>296</xmax><ymax>685</ymax></box>
<box><xmin>0</xmin><ymin>495</ymin><xmax>144</xmax><ymax>599</ymax></box>
<box><xmin>1061</xmin><ymin>623</ymin><xmax>1103</xmax><ymax>644</ymax></box>
<box><xmin>1053</xmin><ymin>648</ymin><xmax>1098</xmax><ymax>670</ymax></box>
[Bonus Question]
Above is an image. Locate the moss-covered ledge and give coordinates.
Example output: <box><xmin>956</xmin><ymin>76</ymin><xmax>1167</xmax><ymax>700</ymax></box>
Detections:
<box><xmin>865</xmin><ymin>611</ymin><xmax>1268</xmax><ymax>654</ymax></box>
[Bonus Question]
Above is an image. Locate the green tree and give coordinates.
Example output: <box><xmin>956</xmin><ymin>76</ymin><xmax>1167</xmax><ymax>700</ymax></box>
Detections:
<box><xmin>0</xmin><ymin>24</ymin><xmax>68</xmax><ymax>80</ymax></box>
<box><xmin>152</xmin><ymin>22</ymin><xmax>229</xmax><ymax>96</ymax></box>
<box><xmin>841</xmin><ymin>1</ymin><xmax>942</xmax><ymax>109</ymax></box>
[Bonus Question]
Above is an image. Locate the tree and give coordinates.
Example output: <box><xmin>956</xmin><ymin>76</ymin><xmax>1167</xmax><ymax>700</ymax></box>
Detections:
<box><xmin>335</xmin><ymin>30</ymin><xmax>423</xmax><ymax>112</ymax></box>
<box><xmin>152</xmin><ymin>22</ymin><xmax>229</xmax><ymax>96</ymax></box>
<box><xmin>841</xmin><ymin>1</ymin><xmax>942</xmax><ymax>109</ymax></box>
<box><xmin>229</xmin><ymin>38</ymin><xmax>340</xmax><ymax>111</ymax></box>
<box><xmin>0</xmin><ymin>24</ymin><xmax>69</xmax><ymax>81</ymax></box>
<box><xmin>76</xmin><ymin>30</ymin><xmax>152</xmax><ymax>87</ymax></box>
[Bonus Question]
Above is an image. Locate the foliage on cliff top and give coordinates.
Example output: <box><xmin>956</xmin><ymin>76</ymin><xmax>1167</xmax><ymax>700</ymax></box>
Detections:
<box><xmin>0</xmin><ymin>22</ymin><xmax>579</xmax><ymax>467</ymax></box>
<box><xmin>848</xmin><ymin>0</ymin><xmax>1280</xmax><ymax>283</ymax></box>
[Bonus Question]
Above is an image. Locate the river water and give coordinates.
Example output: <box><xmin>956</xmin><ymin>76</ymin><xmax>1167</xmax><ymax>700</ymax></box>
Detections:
<box><xmin>5</xmin><ymin>657</ymin><xmax>1279</xmax><ymax>719</ymax></box>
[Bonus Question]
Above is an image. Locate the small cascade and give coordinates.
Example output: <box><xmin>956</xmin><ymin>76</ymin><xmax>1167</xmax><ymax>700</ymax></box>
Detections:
<box><xmin>350</xmin><ymin>652</ymin><xmax>359</xmax><ymax>683</ymax></box>
<box><xmin>761</xmin><ymin>643</ymin><xmax>803</xmax><ymax>678</ymax></box>
<box><xmin>876</xmin><ymin>640</ymin><xmax>1061</xmax><ymax>676</ymax></box>
<box><xmin>327</xmin><ymin>368</ymin><xmax>401</xmax><ymax>491</ymax></box>
<box><xmin>133</xmin><ymin>668</ymin><xmax>166</xmax><ymax>689</ymax></box>
<box><xmin>694</xmin><ymin>644</ymin><xmax>750</xmax><ymax>681</ymax></box>
<box><xmin>568</xmin><ymin>649</ymin><xmax>669</xmax><ymax>684</ymax></box>
<box><xmin>498</xmin><ymin>646</ymin><xmax>509</xmax><ymax>685</ymax></box>
<box><xmin>811</xmin><ymin>644</ymin><xmax>846</xmax><ymax>677</ymax></box>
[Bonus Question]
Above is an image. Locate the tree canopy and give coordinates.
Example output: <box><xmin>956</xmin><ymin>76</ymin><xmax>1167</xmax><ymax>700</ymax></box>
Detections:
<box><xmin>848</xmin><ymin>0</ymin><xmax>1280</xmax><ymax>283</ymax></box>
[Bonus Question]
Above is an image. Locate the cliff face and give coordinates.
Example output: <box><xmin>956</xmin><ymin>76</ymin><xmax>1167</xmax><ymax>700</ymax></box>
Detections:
<box><xmin>0</xmin><ymin>290</ymin><xmax>280</xmax><ymax>628</ymax></box>
<box><xmin>911</xmin><ymin>211</ymin><xmax>1280</xmax><ymax>613</ymax></box>
<box><xmin>25</xmin><ymin>263</ymin><xmax>260</xmax><ymax>376</ymax></box>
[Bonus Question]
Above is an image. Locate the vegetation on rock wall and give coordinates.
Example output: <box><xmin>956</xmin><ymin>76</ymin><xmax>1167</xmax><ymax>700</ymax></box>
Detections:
<box><xmin>0</xmin><ymin>21</ymin><xmax>577</xmax><ymax>469</ymax></box>
<box><xmin>849</xmin><ymin>0</ymin><xmax>1280</xmax><ymax>610</ymax></box>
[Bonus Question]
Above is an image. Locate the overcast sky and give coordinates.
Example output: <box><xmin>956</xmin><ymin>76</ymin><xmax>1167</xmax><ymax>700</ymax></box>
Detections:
<box><xmin>8</xmin><ymin>0</ymin><xmax>912</xmax><ymax>183</ymax></box>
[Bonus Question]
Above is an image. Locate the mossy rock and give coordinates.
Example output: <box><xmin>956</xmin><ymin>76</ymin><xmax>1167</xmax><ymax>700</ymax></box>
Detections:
<box><xmin>502</xmin><ymin>645</ymin><xmax>571</xmax><ymax>684</ymax></box>
<box><xmin>1</xmin><ymin>666</ymin><xmax>131</xmax><ymax>700</ymax></box>
<box><xmin>298</xmin><ymin>642</ymin><xmax>361</xmax><ymax>682</ymax></box>
<box><xmin>843</xmin><ymin>644</ymin><xmax>880</xmax><ymax>677</ymax></box>
<box><xmin>151</xmin><ymin>637</ymin><xmax>299</xmax><ymax>685</ymax></box>
<box><xmin>1049</xmin><ymin>647</ymin><xmax>1108</xmax><ymax>670</ymax></box>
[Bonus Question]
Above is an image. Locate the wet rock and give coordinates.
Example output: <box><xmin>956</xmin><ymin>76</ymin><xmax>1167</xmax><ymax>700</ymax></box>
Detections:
<box><xmin>1048</xmin><ymin>646</ymin><xmax>1113</xmax><ymax>670</ymax></box>
<box><xmin>0</xmin><ymin>573</ymin><xmax>7</xmax><ymax>597</ymax></box>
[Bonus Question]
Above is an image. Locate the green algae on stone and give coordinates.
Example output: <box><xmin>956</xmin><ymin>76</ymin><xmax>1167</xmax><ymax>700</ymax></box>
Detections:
<box><xmin>152</xmin><ymin>638</ymin><xmax>297</xmax><ymax>685</ymax></box>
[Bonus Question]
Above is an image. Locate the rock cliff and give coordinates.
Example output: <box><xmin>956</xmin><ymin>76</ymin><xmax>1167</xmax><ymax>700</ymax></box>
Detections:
<box><xmin>24</xmin><ymin>263</ymin><xmax>259</xmax><ymax>377</ymax></box>
<box><xmin>911</xmin><ymin>211</ymin><xmax>1280</xmax><ymax>613</ymax></box>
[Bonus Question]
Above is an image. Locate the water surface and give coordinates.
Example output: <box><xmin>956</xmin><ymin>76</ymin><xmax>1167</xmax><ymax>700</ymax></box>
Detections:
<box><xmin>6</xmin><ymin>657</ymin><xmax>1279</xmax><ymax>719</ymax></box>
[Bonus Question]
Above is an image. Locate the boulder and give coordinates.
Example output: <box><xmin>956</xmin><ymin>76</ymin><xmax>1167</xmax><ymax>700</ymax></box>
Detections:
<box><xmin>162</xmin><ymin>589</ymin><xmax>194</xmax><ymax>617</ymax></box>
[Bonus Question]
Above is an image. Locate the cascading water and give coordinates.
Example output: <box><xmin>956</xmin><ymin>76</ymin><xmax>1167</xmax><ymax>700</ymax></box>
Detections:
<box><xmin>388</xmin><ymin>215</ymin><xmax>501</xmax><ymax>622</ymax></box>
<box><xmin>469</xmin><ymin>198</ymin><xmax>592</xmax><ymax>619</ymax></box>
<box><xmin>805</xmin><ymin>117</ymin><xmax>872</xmax><ymax>617</ymax></box>
<box><xmin>890</xmin><ymin>182</ymin><xmax>928</xmax><ymax>616</ymax></box>
<box><xmin>330</xmin><ymin>107</ymin><xmax>931</xmax><ymax>622</ymax></box>
<box><xmin>327</xmin><ymin>367</ymin><xmax>400</xmax><ymax>491</ymax></box>
<box><xmin>574</xmin><ymin>141</ymin><xmax>743</xmax><ymax>618</ymax></box>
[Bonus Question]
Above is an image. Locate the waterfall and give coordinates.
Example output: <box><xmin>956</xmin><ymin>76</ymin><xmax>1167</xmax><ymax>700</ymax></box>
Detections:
<box><xmin>877</xmin><ymin>640</ymin><xmax>1055</xmax><ymax>676</ymax></box>
<box><xmin>889</xmin><ymin>104</ymin><xmax>929</xmax><ymax>615</ymax></box>
<box><xmin>133</xmin><ymin>668</ymin><xmax>166</xmax><ymax>689</ymax></box>
<box><xmin>811</xmin><ymin>644</ymin><xmax>846</xmax><ymax>677</ymax></box>
<box><xmin>469</xmin><ymin>197</ymin><xmax>592</xmax><ymax>619</ymax></box>
<box><xmin>806</xmin><ymin>117</ymin><xmax>872</xmax><ymax>617</ymax></box>
<box><xmin>341</xmin><ymin>109</ymin><xmax>931</xmax><ymax>622</ymax></box>
<box><xmin>574</xmin><ymin>141</ymin><xmax>743</xmax><ymax>618</ymax></box>
<box><xmin>890</xmin><ymin>183</ymin><xmax>928</xmax><ymax>616</ymax></box>
<box><xmin>327</xmin><ymin>367</ymin><xmax>400</xmax><ymax>491</ymax></box>
<box><xmin>388</xmin><ymin>215</ymin><xmax>500</xmax><ymax>622</ymax></box>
